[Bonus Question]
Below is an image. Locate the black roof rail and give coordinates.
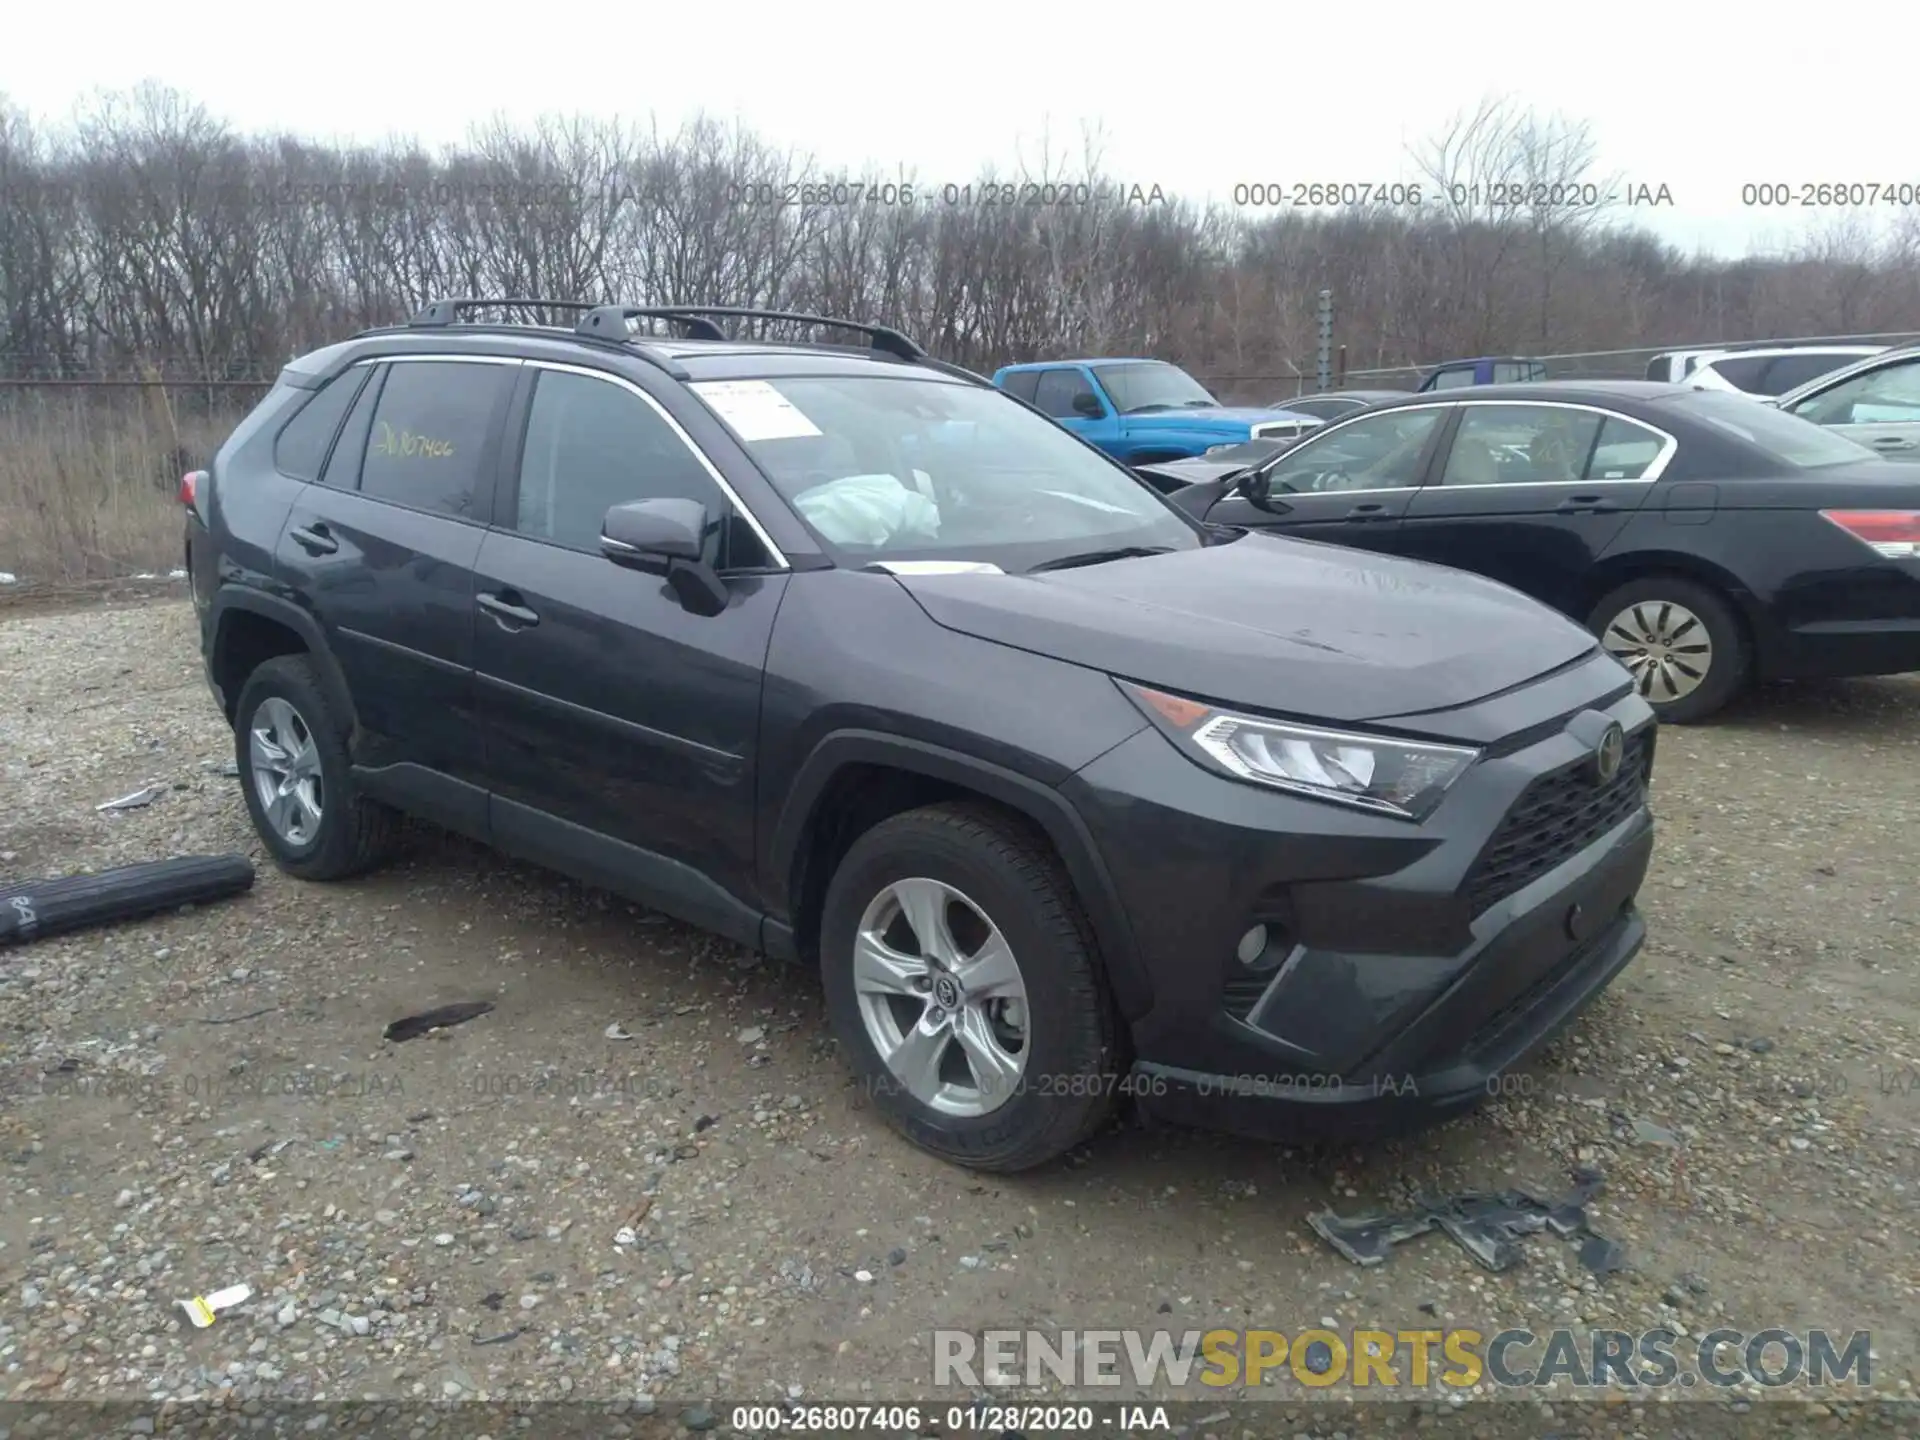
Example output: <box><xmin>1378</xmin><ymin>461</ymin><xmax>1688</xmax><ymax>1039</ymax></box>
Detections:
<box><xmin>408</xmin><ymin>298</ymin><xmax>601</xmax><ymax>327</ymax></box>
<box><xmin>576</xmin><ymin>305</ymin><xmax>926</xmax><ymax>362</ymax></box>
<box><xmin>379</xmin><ymin>298</ymin><xmax>693</xmax><ymax>380</ymax></box>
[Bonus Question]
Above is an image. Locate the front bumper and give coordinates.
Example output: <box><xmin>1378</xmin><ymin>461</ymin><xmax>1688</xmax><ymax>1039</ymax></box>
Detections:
<box><xmin>1062</xmin><ymin>660</ymin><xmax>1655</xmax><ymax>1143</ymax></box>
<box><xmin>1133</xmin><ymin>825</ymin><xmax>1648</xmax><ymax>1142</ymax></box>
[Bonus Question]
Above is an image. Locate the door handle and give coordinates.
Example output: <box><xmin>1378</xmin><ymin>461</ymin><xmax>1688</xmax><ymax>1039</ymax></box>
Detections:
<box><xmin>1556</xmin><ymin>494</ymin><xmax>1619</xmax><ymax>514</ymax></box>
<box><xmin>1344</xmin><ymin>503</ymin><xmax>1391</xmax><ymax>522</ymax></box>
<box><xmin>288</xmin><ymin>523</ymin><xmax>338</xmax><ymax>555</ymax></box>
<box><xmin>477</xmin><ymin>592</ymin><xmax>540</xmax><ymax>629</ymax></box>
<box><xmin>1871</xmin><ymin>436</ymin><xmax>1916</xmax><ymax>449</ymax></box>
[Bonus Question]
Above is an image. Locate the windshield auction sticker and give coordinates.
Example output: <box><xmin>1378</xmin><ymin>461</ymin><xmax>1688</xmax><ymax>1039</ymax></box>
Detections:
<box><xmin>690</xmin><ymin>379</ymin><xmax>823</xmax><ymax>441</ymax></box>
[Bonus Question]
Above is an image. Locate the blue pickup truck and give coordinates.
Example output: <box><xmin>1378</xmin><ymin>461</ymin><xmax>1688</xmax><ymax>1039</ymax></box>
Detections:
<box><xmin>992</xmin><ymin>358</ymin><xmax>1321</xmax><ymax>465</ymax></box>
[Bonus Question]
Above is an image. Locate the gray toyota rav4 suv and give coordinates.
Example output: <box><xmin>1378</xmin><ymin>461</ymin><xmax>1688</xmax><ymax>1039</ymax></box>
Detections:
<box><xmin>184</xmin><ymin>300</ymin><xmax>1657</xmax><ymax>1172</ymax></box>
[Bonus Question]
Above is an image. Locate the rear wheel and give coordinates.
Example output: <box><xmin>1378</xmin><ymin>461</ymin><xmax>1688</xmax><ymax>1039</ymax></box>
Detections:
<box><xmin>819</xmin><ymin>803</ymin><xmax>1121</xmax><ymax>1172</ymax></box>
<box><xmin>235</xmin><ymin>656</ymin><xmax>400</xmax><ymax>880</ymax></box>
<box><xmin>1589</xmin><ymin>576</ymin><xmax>1748</xmax><ymax>723</ymax></box>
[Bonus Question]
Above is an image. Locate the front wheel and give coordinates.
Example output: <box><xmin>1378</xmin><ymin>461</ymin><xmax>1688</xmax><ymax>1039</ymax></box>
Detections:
<box><xmin>819</xmin><ymin>803</ymin><xmax>1121</xmax><ymax>1172</ymax></box>
<box><xmin>1589</xmin><ymin>576</ymin><xmax>1748</xmax><ymax>723</ymax></box>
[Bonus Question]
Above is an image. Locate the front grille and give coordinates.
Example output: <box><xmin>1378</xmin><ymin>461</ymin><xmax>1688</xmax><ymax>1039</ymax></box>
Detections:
<box><xmin>1461</xmin><ymin>729</ymin><xmax>1653</xmax><ymax>917</ymax></box>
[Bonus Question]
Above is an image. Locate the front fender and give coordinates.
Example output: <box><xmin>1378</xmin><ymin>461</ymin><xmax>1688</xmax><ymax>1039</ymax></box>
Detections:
<box><xmin>767</xmin><ymin>730</ymin><xmax>1153</xmax><ymax>1019</ymax></box>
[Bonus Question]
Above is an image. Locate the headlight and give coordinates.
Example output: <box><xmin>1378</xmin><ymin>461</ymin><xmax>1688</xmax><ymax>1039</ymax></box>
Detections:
<box><xmin>1118</xmin><ymin>680</ymin><xmax>1481</xmax><ymax>820</ymax></box>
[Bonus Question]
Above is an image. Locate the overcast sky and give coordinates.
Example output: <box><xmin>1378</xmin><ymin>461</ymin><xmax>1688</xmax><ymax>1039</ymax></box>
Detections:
<box><xmin>2</xmin><ymin>0</ymin><xmax>1905</xmax><ymax>259</ymax></box>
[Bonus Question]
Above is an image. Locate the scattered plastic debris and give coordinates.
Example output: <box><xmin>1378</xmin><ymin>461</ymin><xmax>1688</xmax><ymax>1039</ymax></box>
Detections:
<box><xmin>737</xmin><ymin>1026</ymin><xmax>766</xmax><ymax>1044</ymax></box>
<box><xmin>97</xmin><ymin>783</ymin><xmax>166</xmax><ymax>811</ymax></box>
<box><xmin>0</xmin><ymin>572</ymin><xmax>15</xmax><ymax>585</ymax></box>
<box><xmin>177</xmin><ymin>1283</ymin><xmax>252</xmax><ymax>1328</ymax></box>
<box><xmin>604</xmin><ymin>1021</ymin><xmax>634</xmax><ymax>1041</ymax></box>
<box><xmin>1308</xmin><ymin>1168</ymin><xmax>1623</xmax><ymax>1276</ymax></box>
<box><xmin>201</xmin><ymin>759</ymin><xmax>241</xmax><ymax>777</ymax></box>
<box><xmin>384</xmin><ymin>1002</ymin><xmax>495</xmax><ymax>1043</ymax></box>
<box><xmin>199</xmin><ymin>1005</ymin><xmax>281</xmax><ymax>1026</ymax></box>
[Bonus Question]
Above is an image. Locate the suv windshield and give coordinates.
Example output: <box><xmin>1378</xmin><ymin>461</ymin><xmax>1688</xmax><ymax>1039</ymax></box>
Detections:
<box><xmin>692</xmin><ymin>375</ymin><xmax>1201</xmax><ymax>571</ymax></box>
<box><xmin>1091</xmin><ymin>362</ymin><xmax>1218</xmax><ymax>414</ymax></box>
<box><xmin>1665</xmin><ymin>390</ymin><xmax>1876</xmax><ymax>469</ymax></box>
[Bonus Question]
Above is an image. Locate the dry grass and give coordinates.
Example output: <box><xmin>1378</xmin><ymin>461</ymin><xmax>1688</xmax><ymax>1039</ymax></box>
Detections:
<box><xmin>0</xmin><ymin>384</ymin><xmax>251</xmax><ymax>582</ymax></box>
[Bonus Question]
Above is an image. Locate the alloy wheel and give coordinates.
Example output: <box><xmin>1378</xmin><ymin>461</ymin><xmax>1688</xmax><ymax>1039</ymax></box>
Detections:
<box><xmin>1602</xmin><ymin>599</ymin><xmax>1713</xmax><ymax>702</ymax></box>
<box><xmin>249</xmin><ymin>696</ymin><xmax>325</xmax><ymax>846</ymax></box>
<box><xmin>851</xmin><ymin>877</ymin><xmax>1031</xmax><ymax>1117</ymax></box>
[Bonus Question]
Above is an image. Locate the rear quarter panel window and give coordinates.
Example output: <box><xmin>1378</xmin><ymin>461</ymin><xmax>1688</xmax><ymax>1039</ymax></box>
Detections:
<box><xmin>272</xmin><ymin>370</ymin><xmax>368</xmax><ymax>481</ymax></box>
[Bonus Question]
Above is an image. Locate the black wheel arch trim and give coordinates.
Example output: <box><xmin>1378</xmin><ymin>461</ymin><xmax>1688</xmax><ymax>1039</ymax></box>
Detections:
<box><xmin>208</xmin><ymin>586</ymin><xmax>360</xmax><ymax>736</ymax></box>
<box><xmin>769</xmin><ymin>730</ymin><xmax>1153</xmax><ymax>1019</ymax></box>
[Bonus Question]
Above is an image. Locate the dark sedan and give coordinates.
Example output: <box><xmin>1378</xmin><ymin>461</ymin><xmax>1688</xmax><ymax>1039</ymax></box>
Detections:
<box><xmin>1164</xmin><ymin>381</ymin><xmax>1920</xmax><ymax>721</ymax></box>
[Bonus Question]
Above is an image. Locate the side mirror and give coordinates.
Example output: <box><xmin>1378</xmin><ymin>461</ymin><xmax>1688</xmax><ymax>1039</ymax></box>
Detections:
<box><xmin>1235</xmin><ymin>468</ymin><xmax>1291</xmax><ymax>514</ymax></box>
<box><xmin>601</xmin><ymin>498</ymin><xmax>728</xmax><ymax>616</ymax></box>
<box><xmin>1071</xmin><ymin>392</ymin><xmax>1104</xmax><ymax>418</ymax></box>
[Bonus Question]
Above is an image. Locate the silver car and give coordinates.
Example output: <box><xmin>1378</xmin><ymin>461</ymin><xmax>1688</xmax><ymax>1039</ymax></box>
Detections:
<box><xmin>1770</xmin><ymin>344</ymin><xmax>1920</xmax><ymax>461</ymax></box>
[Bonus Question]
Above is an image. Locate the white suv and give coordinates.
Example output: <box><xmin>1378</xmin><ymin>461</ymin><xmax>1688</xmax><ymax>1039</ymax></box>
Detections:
<box><xmin>1682</xmin><ymin>345</ymin><xmax>1886</xmax><ymax>398</ymax></box>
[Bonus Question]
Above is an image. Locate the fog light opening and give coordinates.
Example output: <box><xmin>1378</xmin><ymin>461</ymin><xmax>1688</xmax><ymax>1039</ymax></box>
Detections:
<box><xmin>1234</xmin><ymin>922</ymin><xmax>1293</xmax><ymax>975</ymax></box>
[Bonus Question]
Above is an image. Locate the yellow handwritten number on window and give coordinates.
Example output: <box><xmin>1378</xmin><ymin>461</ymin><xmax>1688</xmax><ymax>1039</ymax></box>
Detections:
<box><xmin>371</xmin><ymin>421</ymin><xmax>455</xmax><ymax>459</ymax></box>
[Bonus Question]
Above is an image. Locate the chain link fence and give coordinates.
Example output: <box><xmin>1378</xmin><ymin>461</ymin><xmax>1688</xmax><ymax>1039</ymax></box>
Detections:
<box><xmin>1207</xmin><ymin>332</ymin><xmax>1920</xmax><ymax>404</ymax></box>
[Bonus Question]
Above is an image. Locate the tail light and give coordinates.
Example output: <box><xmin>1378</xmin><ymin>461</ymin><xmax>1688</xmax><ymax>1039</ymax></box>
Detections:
<box><xmin>179</xmin><ymin>470</ymin><xmax>206</xmax><ymax>507</ymax></box>
<box><xmin>1820</xmin><ymin>509</ymin><xmax>1920</xmax><ymax>559</ymax></box>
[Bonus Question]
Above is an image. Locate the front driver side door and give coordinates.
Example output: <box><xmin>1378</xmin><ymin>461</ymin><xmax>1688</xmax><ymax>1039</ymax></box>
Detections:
<box><xmin>1198</xmin><ymin>406</ymin><xmax>1449</xmax><ymax>550</ymax></box>
<box><xmin>471</xmin><ymin>361</ymin><xmax>791</xmax><ymax>938</ymax></box>
<box><xmin>1785</xmin><ymin>355</ymin><xmax>1920</xmax><ymax>462</ymax></box>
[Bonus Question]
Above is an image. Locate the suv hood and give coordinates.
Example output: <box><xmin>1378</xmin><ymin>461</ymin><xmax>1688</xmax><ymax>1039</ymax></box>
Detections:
<box><xmin>892</xmin><ymin>533</ymin><xmax>1600</xmax><ymax>724</ymax></box>
<box><xmin>1128</xmin><ymin>405</ymin><xmax>1316</xmax><ymax>431</ymax></box>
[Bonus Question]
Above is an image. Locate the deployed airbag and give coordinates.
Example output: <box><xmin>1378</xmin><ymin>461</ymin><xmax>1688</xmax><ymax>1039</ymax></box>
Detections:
<box><xmin>792</xmin><ymin>473</ymin><xmax>940</xmax><ymax>547</ymax></box>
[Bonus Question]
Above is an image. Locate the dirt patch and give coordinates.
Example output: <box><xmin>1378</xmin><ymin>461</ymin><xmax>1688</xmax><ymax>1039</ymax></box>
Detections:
<box><xmin>1</xmin><ymin>597</ymin><xmax>1915</xmax><ymax>1427</ymax></box>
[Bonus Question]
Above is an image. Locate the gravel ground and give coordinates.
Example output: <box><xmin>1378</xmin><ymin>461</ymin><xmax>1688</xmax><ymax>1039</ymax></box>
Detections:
<box><xmin>2</xmin><ymin>590</ymin><xmax>1917</xmax><ymax>1436</ymax></box>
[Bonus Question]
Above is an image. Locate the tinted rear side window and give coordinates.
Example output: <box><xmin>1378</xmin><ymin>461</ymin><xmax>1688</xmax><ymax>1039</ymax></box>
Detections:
<box><xmin>1001</xmin><ymin>370</ymin><xmax>1041</xmax><ymax>403</ymax></box>
<box><xmin>322</xmin><ymin>365</ymin><xmax>385</xmax><ymax>487</ymax></box>
<box><xmin>1699</xmin><ymin>355</ymin><xmax>1771</xmax><ymax>392</ymax></box>
<box><xmin>1760</xmin><ymin>352</ymin><xmax>1860</xmax><ymax>395</ymax></box>
<box><xmin>359</xmin><ymin>361</ymin><xmax>512</xmax><ymax>518</ymax></box>
<box><xmin>273</xmin><ymin>370</ymin><xmax>368</xmax><ymax>481</ymax></box>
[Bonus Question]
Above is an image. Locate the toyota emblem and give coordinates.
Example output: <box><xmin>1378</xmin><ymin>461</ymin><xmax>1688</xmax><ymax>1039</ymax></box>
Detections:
<box><xmin>1593</xmin><ymin>722</ymin><xmax>1625</xmax><ymax>784</ymax></box>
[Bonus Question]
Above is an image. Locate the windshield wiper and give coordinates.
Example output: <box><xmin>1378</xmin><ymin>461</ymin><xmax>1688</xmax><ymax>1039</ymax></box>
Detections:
<box><xmin>1027</xmin><ymin>545</ymin><xmax>1176</xmax><ymax>574</ymax></box>
<box><xmin>1124</xmin><ymin>403</ymin><xmax>1177</xmax><ymax>414</ymax></box>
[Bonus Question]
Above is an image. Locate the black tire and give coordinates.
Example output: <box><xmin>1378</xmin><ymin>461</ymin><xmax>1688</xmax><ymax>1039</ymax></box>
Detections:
<box><xmin>819</xmin><ymin>802</ymin><xmax>1121</xmax><ymax>1172</ymax></box>
<box><xmin>1588</xmin><ymin>575</ymin><xmax>1749</xmax><ymax>723</ymax></box>
<box><xmin>233</xmin><ymin>655</ymin><xmax>399</xmax><ymax>880</ymax></box>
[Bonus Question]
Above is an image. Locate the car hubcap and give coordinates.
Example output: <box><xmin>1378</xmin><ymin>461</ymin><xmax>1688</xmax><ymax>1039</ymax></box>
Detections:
<box><xmin>249</xmin><ymin>696</ymin><xmax>324</xmax><ymax>846</ymax></box>
<box><xmin>851</xmin><ymin>877</ymin><xmax>1030</xmax><ymax>1118</ymax></box>
<box><xmin>1602</xmin><ymin>600</ymin><xmax>1713</xmax><ymax>702</ymax></box>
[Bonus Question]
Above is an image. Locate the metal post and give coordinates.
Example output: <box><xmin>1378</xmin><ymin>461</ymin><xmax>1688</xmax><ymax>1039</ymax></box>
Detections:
<box><xmin>1315</xmin><ymin>290</ymin><xmax>1333</xmax><ymax>392</ymax></box>
<box><xmin>1337</xmin><ymin>344</ymin><xmax>1348</xmax><ymax>390</ymax></box>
